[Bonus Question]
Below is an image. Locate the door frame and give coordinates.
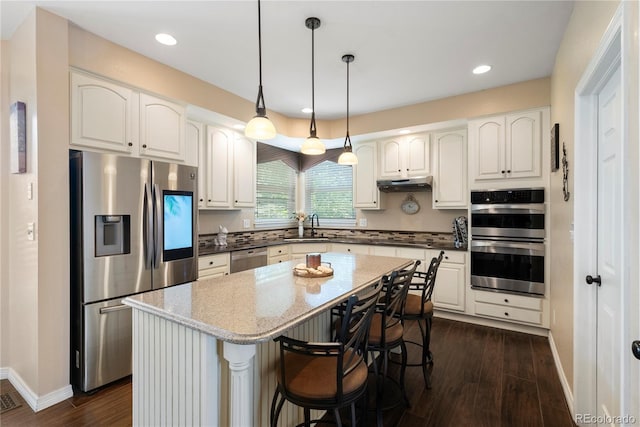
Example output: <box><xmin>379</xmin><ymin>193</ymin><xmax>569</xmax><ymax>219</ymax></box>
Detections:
<box><xmin>574</xmin><ymin>2</ymin><xmax>639</xmax><ymax>423</ymax></box>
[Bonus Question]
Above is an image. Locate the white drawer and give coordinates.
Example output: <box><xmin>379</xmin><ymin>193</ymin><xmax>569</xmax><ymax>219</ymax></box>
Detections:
<box><xmin>268</xmin><ymin>245</ymin><xmax>289</xmax><ymax>257</ymax></box>
<box><xmin>474</xmin><ymin>291</ymin><xmax>542</xmax><ymax>311</ymax></box>
<box><xmin>198</xmin><ymin>253</ymin><xmax>229</xmax><ymax>271</ymax></box>
<box><xmin>268</xmin><ymin>255</ymin><xmax>290</xmax><ymax>265</ymax></box>
<box><xmin>475</xmin><ymin>302</ymin><xmax>542</xmax><ymax>325</ymax></box>
<box><xmin>427</xmin><ymin>249</ymin><xmax>465</xmax><ymax>264</ymax></box>
<box><xmin>290</xmin><ymin>243</ymin><xmax>328</xmax><ymax>254</ymax></box>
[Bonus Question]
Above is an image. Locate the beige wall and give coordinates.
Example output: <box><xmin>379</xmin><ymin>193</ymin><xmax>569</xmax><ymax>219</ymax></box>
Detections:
<box><xmin>0</xmin><ymin>41</ymin><xmax>10</xmax><ymax>367</ymax></box>
<box><xmin>2</xmin><ymin>8</ymin><xmax>70</xmax><ymax>397</ymax></box>
<box><xmin>549</xmin><ymin>0</ymin><xmax>620</xmax><ymax>391</ymax></box>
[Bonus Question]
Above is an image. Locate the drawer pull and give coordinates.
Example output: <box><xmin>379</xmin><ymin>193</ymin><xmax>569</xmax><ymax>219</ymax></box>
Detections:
<box><xmin>504</xmin><ymin>298</ymin><xmax>509</xmax><ymax>303</ymax></box>
<box><xmin>209</xmin><ymin>261</ymin><xmax>214</xmax><ymax>265</ymax></box>
<box><xmin>504</xmin><ymin>312</ymin><xmax>509</xmax><ymax>317</ymax></box>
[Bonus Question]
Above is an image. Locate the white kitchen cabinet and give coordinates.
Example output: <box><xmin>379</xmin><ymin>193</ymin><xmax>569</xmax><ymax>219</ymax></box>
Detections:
<box><xmin>290</xmin><ymin>243</ymin><xmax>329</xmax><ymax>258</ymax></box>
<box><xmin>432</xmin><ymin>129</ymin><xmax>468</xmax><ymax>209</ymax></box>
<box><xmin>473</xmin><ymin>290</ymin><xmax>543</xmax><ymax>326</ymax></box>
<box><xmin>469</xmin><ymin>108</ymin><xmax>547</xmax><ymax>186</ymax></box>
<box><xmin>378</xmin><ymin>133</ymin><xmax>430</xmax><ymax>179</ymax></box>
<box><xmin>331</xmin><ymin>243</ymin><xmax>371</xmax><ymax>255</ymax></box>
<box><xmin>232</xmin><ymin>135</ymin><xmax>256</xmax><ymax>208</ymax></box>
<box><xmin>428</xmin><ymin>249</ymin><xmax>466</xmax><ymax>312</ymax></box>
<box><xmin>70</xmin><ymin>71</ymin><xmax>188</xmax><ymax>163</ymax></box>
<box><xmin>198</xmin><ymin>253</ymin><xmax>230</xmax><ymax>280</ymax></box>
<box><xmin>268</xmin><ymin>245</ymin><xmax>290</xmax><ymax>265</ymax></box>
<box><xmin>201</xmin><ymin>126</ymin><xmax>256</xmax><ymax>210</ymax></box>
<box><xmin>139</xmin><ymin>93</ymin><xmax>185</xmax><ymax>162</ymax></box>
<box><xmin>71</xmin><ymin>71</ymin><xmax>135</xmax><ymax>154</ymax></box>
<box><xmin>353</xmin><ymin>142</ymin><xmax>383</xmax><ymax>209</ymax></box>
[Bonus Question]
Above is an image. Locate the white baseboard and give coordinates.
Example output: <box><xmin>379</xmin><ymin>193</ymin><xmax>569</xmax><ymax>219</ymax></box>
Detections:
<box><xmin>434</xmin><ymin>310</ymin><xmax>549</xmax><ymax>336</ymax></box>
<box><xmin>548</xmin><ymin>331</ymin><xmax>575</xmax><ymax>419</ymax></box>
<box><xmin>6</xmin><ymin>368</ymin><xmax>73</xmax><ymax>412</ymax></box>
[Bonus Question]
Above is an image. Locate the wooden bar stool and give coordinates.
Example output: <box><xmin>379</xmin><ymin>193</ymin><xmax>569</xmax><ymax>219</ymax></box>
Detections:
<box><xmin>270</xmin><ymin>282</ymin><xmax>382</xmax><ymax>427</ymax></box>
<box><xmin>401</xmin><ymin>251</ymin><xmax>444</xmax><ymax>389</ymax></box>
<box><xmin>366</xmin><ymin>260</ymin><xmax>420</xmax><ymax>427</ymax></box>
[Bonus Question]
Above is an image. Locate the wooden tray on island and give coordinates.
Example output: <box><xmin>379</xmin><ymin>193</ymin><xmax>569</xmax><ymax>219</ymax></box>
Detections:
<box><xmin>293</xmin><ymin>263</ymin><xmax>334</xmax><ymax>278</ymax></box>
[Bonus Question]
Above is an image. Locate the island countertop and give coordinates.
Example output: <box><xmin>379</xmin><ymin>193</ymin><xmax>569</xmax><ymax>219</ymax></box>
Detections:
<box><xmin>123</xmin><ymin>252</ymin><xmax>413</xmax><ymax>344</ymax></box>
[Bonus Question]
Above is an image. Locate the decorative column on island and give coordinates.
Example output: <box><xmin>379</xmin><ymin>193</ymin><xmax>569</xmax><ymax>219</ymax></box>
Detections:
<box><xmin>124</xmin><ymin>252</ymin><xmax>412</xmax><ymax>426</ymax></box>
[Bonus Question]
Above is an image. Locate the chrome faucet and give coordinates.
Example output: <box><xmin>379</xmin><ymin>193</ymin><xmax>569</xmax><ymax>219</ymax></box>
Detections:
<box><xmin>309</xmin><ymin>214</ymin><xmax>319</xmax><ymax>237</ymax></box>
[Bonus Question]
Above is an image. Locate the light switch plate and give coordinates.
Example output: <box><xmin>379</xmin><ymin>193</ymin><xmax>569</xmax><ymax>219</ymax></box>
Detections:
<box><xmin>359</xmin><ymin>218</ymin><xmax>367</xmax><ymax>227</ymax></box>
<box><xmin>243</xmin><ymin>219</ymin><xmax>251</xmax><ymax>228</ymax></box>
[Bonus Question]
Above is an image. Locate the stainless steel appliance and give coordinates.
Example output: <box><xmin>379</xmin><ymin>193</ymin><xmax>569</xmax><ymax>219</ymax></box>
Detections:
<box><xmin>470</xmin><ymin>188</ymin><xmax>545</xmax><ymax>296</ymax></box>
<box><xmin>230</xmin><ymin>248</ymin><xmax>268</xmax><ymax>273</ymax></box>
<box><xmin>70</xmin><ymin>150</ymin><xmax>197</xmax><ymax>392</ymax></box>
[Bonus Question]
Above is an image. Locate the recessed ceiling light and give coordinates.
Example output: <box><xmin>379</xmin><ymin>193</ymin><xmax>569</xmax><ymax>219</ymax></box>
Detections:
<box><xmin>399</xmin><ymin>130</ymin><xmax>411</xmax><ymax>135</ymax></box>
<box><xmin>155</xmin><ymin>33</ymin><xmax>177</xmax><ymax>46</ymax></box>
<box><xmin>301</xmin><ymin>107</ymin><xmax>313</xmax><ymax>114</ymax></box>
<box><xmin>473</xmin><ymin>64</ymin><xmax>492</xmax><ymax>75</ymax></box>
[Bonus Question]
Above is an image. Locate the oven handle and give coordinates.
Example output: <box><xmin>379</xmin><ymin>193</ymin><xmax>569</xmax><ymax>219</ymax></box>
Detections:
<box><xmin>471</xmin><ymin>239</ymin><xmax>545</xmax><ymax>256</ymax></box>
<box><xmin>470</xmin><ymin>204</ymin><xmax>545</xmax><ymax>214</ymax></box>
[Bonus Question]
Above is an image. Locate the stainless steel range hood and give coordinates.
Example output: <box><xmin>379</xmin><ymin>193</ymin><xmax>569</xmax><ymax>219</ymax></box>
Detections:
<box><xmin>376</xmin><ymin>176</ymin><xmax>432</xmax><ymax>192</ymax></box>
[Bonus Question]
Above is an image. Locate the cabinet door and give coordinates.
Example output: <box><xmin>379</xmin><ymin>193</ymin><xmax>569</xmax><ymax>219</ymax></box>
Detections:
<box><xmin>353</xmin><ymin>143</ymin><xmax>381</xmax><ymax>209</ymax></box>
<box><xmin>139</xmin><ymin>93</ymin><xmax>185</xmax><ymax>161</ymax></box>
<box><xmin>433</xmin><ymin>129</ymin><xmax>467</xmax><ymax>208</ymax></box>
<box><xmin>506</xmin><ymin>110</ymin><xmax>542</xmax><ymax>179</ymax></box>
<box><xmin>469</xmin><ymin>116</ymin><xmax>505</xmax><ymax>181</ymax></box>
<box><xmin>185</xmin><ymin>120</ymin><xmax>201</xmax><ymax>168</ymax></box>
<box><xmin>406</xmin><ymin>134</ymin><xmax>430</xmax><ymax>176</ymax></box>
<box><xmin>433</xmin><ymin>261</ymin><xmax>465</xmax><ymax>312</ymax></box>
<box><xmin>70</xmin><ymin>72</ymin><xmax>135</xmax><ymax>153</ymax></box>
<box><xmin>233</xmin><ymin>135</ymin><xmax>256</xmax><ymax>208</ymax></box>
<box><xmin>206</xmin><ymin>127</ymin><xmax>233</xmax><ymax>208</ymax></box>
<box><xmin>379</xmin><ymin>139</ymin><xmax>403</xmax><ymax>178</ymax></box>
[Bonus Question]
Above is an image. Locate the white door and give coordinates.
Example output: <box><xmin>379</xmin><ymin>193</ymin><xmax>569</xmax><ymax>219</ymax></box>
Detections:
<box><xmin>595</xmin><ymin>64</ymin><xmax>622</xmax><ymax>426</ymax></box>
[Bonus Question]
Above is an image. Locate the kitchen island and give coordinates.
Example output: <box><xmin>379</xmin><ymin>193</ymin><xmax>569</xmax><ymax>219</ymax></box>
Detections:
<box><xmin>123</xmin><ymin>252</ymin><xmax>413</xmax><ymax>426</ymax></box>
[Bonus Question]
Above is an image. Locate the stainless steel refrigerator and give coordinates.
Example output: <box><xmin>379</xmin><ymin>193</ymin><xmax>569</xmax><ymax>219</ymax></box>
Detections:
<box><xmin>69</xmin><ymin>150</ymin><xmax>198</xmax><ymax>392</ymax></box>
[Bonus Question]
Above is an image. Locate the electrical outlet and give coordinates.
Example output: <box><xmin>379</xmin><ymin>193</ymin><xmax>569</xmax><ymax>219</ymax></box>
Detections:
<box><xmin>27</xmin><ymin>222</ymin><xmax>35</xmax><ymax>241</ymax></box>
<box><xmin>243</xmin><ymin>219</ymin><xmax>251</xmax><ymax>228</ymax></box>
<box><xmin>359</xmin><ymin>218</ymin><xmax>367</xmax><ymax>227</ymax></box>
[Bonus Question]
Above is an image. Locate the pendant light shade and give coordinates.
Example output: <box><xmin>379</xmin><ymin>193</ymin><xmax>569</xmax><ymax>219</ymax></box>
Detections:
<box><xmin>301</xmin><ymin>17</ymin><xmax>325</xmax><ymax>155</ymax></box>
<box><xmin>245</xmin><ymin>0</ymin><xmax>276</xmax><ymax>140</ymax></box>
<box><xmin>338</xmin><ymin>54</ymin><xmax>357</xmax><ymax>165</ymax></box>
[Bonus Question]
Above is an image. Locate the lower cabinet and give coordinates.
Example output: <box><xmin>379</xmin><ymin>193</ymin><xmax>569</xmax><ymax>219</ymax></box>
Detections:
<box><xmin>290</xmin><ymin>243</ymin><xmax>329</xmax><ymax>258</ymax></box>
<box><xmin>198</xmin><ymin>253</ymin><xmax>230</xmax><ymax>280</ymax></box>
<box><xmin>268</xmin><ymin>246</ymin><xmax>290</xmax><ymax>265</ymax></box>
<box><xmin>428</xmin><ymin>250</ymin><xmax>466</xmax><ymax>312</ymax></box>
<box><xmin>473</xmin><ymin>290</ymin><xmax>543</xmax><ymax>326</ymax></box>
<box><xmin>331</xmin><ymin>243</ymin><xmax>372</xmax><ymax>255</ymax></box>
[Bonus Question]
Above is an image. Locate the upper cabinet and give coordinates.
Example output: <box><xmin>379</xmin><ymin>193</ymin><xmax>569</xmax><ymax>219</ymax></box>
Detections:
<box><xmin>70</xmin><ymin>71</ymin><xmax>191</xmax><ymax>165</ymax></box>
<box><xmin>432</xmin><ymin>128</ymin><xmax>468</xmax><ymax>209</ymax></box>
<box><xmin>353</xmin><ymin>142</ymin><xmax>383</xmax><ymax>210</ymax></box>
<box><xmin>378</xmin><ymin>133</ymin><xmax>430</xmax><ymax>179</ymax></box>
<box><xmin>468</xmin><ymin>107</ymin><xmax>548</xmax><ymax>188</ymax></box>
<box><xmin>200</xmin><ymin>125</ymin><xmax>256</xmax><ymax>210</ymax></box>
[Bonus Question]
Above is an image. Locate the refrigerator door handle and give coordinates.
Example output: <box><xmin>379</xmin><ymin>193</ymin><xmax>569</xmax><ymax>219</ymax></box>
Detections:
<box><xmin>144</xmin><ymin>182</ymin><xmax>153</xmax><ymax>270</ymax></box>
<box><xmin>153</xmin><ymin>183</ymin><xmax>162</xmax><ymax>268</ymax></box>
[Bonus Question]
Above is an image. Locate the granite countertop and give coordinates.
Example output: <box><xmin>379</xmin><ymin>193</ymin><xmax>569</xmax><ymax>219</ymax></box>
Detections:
<box><xmin>123</xmin><ymin>253</ymin><xmax>413</xmax><ymax>344</ymax></box>
<box><xmin>199</xmin><ymin>237</ymin><xmax>465</xmax><ymax>256</ymax></box>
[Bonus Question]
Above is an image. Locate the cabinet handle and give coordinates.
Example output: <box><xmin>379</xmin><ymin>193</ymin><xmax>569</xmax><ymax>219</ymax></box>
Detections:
<box><xmin>235</xmin><ymin>200</ymin><xmax>238</xmax><ymax>203</ymax></box>
<box><xmin>347</xmin><ymin>248</ymin><xmax>351</xmax><ymax>252</ymax></box>
<box><xmin>501</xmin><ymin>170</ymin><xmax>505</xmax><ymax>174</ymax></box>
<box><xmin>199</xmin><ymin>198</ymin><xmax>204</xmax><ymax>202</ymax></box>
<box><xmin>128</xmin><ymin>142</ymin><xmax>133</xmax><ymax>147</ymax></box>
<box><xmin>507</xmin><ymin>170</ymin><xmax>511</xmax><ymax>173</ymax></box>
<box><xmin>435</xmin><ymin>199</ymin><xmax>439</xmax><ymax>203</ymax></box>
<box><xmin>445</xmin><ymin>255</ymin><xmax>449</xmax><ymax>259</ymax></box>
<box><xmin>142</xmin><ymin>144</ymin><xmax>147</xmax><ymax>148</ymax></box>
<box><xmin>398</xmin><ymin>169</ymin><xmax>401</xmax><ymax>172</ymax></box>
<box><xmin>208</xmin><ymin>199</ymin><xmax>211</xmax><ymax>202</ymax></box>
<box><xmin>504</xmin><ymin>312</ymin><xmax>509</xmax><ymax>317</ymax></box>
<box><xmin>209</xmin><ymin>261</ymin><xmax>214</xmax><ymax>265</ymax></box>
<box><xmin>504</xmin><ymin>298</ymin><xmax>509</xmax><ymax>303</ymax></box>
<box><xmin>373</xmin><ymin>201</ymin><xmax>377</xmax><ymax>204</ymax></box>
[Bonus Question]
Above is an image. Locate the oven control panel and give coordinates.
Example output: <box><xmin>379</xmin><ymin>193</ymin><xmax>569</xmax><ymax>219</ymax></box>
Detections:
<box><xmin>471</xmin><ymin>188</ymin><xmax>544</xmax><ymax>204</ymax></box>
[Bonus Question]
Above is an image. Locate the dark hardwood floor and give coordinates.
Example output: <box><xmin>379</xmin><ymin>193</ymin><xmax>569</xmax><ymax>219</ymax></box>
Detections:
<box><xmin>0</xmin><ymin>318</ymin><xmax>574</xmax><ymax>426</ymax></box>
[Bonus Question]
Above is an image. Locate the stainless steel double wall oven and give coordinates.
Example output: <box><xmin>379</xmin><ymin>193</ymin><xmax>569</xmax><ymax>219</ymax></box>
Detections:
<box><xmin>470</xmin><ymin>188</ymin><xmax>545</xmax><ymax>296</ymax></box>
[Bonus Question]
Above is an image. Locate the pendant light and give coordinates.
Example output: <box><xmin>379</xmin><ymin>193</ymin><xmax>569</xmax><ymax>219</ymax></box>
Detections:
<box><xmin>338</xmin><ymin>54</ymin><xmax>358</xmax><ymax>165</ymax></box>
<box><xmin>245</xmin><ymin>0</ymin><xmax>276</xmax><ymax>140</ymax></box>
<box><xmin>300</xmin><ymin>17</ymin><xmax>325</xmax><ymax>155</ymax></box>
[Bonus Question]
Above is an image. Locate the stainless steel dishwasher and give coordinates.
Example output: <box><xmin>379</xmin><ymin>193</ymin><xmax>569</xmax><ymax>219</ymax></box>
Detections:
<box><xmin>230</xmin><ymin>247</ymin><xmax>268</xmax><ymax>273</ymax></box>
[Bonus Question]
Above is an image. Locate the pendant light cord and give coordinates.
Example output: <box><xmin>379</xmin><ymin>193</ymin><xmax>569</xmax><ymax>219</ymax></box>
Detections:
<box><xmin>345</xmin><ymin>57</ymin><xmax>350</xmax><ymax>144</ymax></box>
<box><xmin>309</xmin><ymin>23</ymin><xmax>317</xmax><ymax>138</ymax></box>
<box><xmin>255</xmin><ymin>0</ymin><xmax>266</xmax><ymax>115</ymax></box>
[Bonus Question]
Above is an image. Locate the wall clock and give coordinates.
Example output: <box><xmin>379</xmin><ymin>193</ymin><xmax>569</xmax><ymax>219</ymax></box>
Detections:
<box><xmin>401</xmin><ymin>194</ymin><xmax>420</xmax><ymax>215</ymax></box>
